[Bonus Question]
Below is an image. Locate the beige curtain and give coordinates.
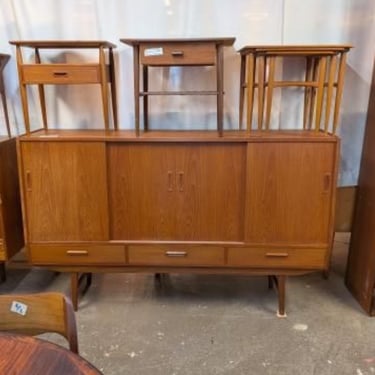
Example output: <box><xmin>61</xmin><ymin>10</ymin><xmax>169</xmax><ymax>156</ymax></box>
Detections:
<box><xmin>0</xmin><ymin>0</ymin><xmax>374</xmax><ymax>185</ymax></box>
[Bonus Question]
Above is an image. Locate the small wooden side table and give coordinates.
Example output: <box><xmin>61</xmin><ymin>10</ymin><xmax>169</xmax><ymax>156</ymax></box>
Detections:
<box><xmin>238</xmin><ymin>45</ymin><xmax>352</xmax><ymax>133</ymax></box>
<box><xmin>9</xmin><ymin>40</ymin><xmax>118</xmax><ymax>133</ymax></box>
<box><xmin>0</xmin><ymin>53</ymin><xmax>11</xmax><ymax>137</ymax></box>
<box><xmin>120</xmin><ymin>38</ymin><xmax>235</xmax><ymax>135</ymax></box>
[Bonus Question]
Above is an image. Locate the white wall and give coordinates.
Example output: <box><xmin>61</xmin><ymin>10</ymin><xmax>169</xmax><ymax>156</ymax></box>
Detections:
<box><xmin>0</xmin><ymin>0</ymin><xmax>374</xmax><ymax>185</ymax></box>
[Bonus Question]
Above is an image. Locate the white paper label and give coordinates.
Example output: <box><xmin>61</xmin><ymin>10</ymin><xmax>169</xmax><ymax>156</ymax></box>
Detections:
<box><xmin>10</xmin><ymin>301</ymin><xmax>28</xmax><ymax>316</ymax></box>
<box><xmin>144</xmin><ymin>47</ymin><xmax>163</xmax><ymax>57</ymax></box>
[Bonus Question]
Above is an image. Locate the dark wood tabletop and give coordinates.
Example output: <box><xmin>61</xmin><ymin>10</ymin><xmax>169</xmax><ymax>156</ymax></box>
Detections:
<box><xmin>0</xmin><ymin>333</ymin><xmax>102</xmax><ymax>375</ymax></box>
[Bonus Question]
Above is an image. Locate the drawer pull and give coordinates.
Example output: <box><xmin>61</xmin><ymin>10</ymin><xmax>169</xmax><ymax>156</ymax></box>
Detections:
<box><xmin>165</xmin><ymin>251</ymin><xmax>187</xmax><ymax>257</ymax></box>
<box><xmin>171</xmin><ymin>51</ymin><xmax>184</xmax><ymax>57</ymax></box>
<box><xmin>266</xmin><ymin>252</ymin><xmax>289</xmax><ymax>258</ymax></box>
<box><xmin>66</xmin><ymin>250</ymin><xmax>89</xmax><ymax>256</ymax></box>
<box><xmin>53</xmin><ymin>71</ymin><xmax>68</xmax><ymax>77</ymax></box>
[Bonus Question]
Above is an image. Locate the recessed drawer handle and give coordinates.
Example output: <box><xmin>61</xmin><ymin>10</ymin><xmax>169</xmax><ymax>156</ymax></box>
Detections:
<box><xmin>53</xmin><ymin>71</ymin><xmax>69</xmax><ymax>77</ymax></box>
<box><xmin>266</xmin><ymin>252</ymin><xmax>289</xmax><ymax>258</ymax></box>
<box><xmin>171</xmin><ymin>51</ymin><xmax>184</xmax><ymax>57</ymax></box>
<box><xmin>66</xmin><ymin>250</ymin><xmax>89</xmax><ymax>256</ymax></box>
<box><xmin>165</xmin><ymin>251</ymin><xmax>187</xmax><ymax>257</ymax></box>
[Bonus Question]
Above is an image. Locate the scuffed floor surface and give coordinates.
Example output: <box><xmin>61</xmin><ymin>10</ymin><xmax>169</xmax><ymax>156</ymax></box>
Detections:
<box><xmin>1</xmin><ymin>233</ymin><xmax>374</xmax><ymax>375</ymax></box>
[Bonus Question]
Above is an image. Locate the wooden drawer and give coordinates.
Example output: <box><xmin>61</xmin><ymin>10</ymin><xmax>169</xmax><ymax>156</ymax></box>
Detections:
<box><xmin>22</xmin><ymin>64</ymin><xmax>101</xmax><ymax>84</ymax></box>
<box><xmin>30</xmin><ymin>244</ymin><xmax>125</xmax><ymax>265</ymax></box>
<box><xmin>227</xmin><ymin>247</ymin><xmax>327</xmax><ymax>269</ymax></box>
<box><xmin>128</xmin><ymin>245</ymin><xmax>225</xmax><ymax>266</ymax></box>
<box><xmin>140</xmin><ymin>43</ymin><xmax>216</xmax><ymax>66</ymax></box>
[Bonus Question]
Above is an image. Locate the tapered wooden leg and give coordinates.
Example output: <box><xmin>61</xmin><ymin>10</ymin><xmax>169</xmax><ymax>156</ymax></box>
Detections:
<box><xmin>332</xmin><ymin>52</ymin><xmax>348</xmax><ymax>135</ymax></box>
<box><xmin>246</xmin><ymin>54</ymin><xmax>255</xmax><ymax>132</ymax></box>
<box><xmin>303</xmin><ymin>57</ymin><xmax>313</xmax><ymax>130</ymax></box>
<box><xmin>143</xmin><ymin>65</ymin><xmax>149</xmax><ymax>131</ymax></box>
<box><xmin>315</xmin><ymin>57</ymin><xmax>327</xmax><ymax>131</ymax></box>
<box><xmin>99</xmin><ymin>46</ymin><xmax>110</xmax><ymax>130</ymax></box>
<box><xmin>276</xmin><ymin>275</ymin><xmax>287</xmax><ymax>317</ymax></box>
<box><xmin>324</xmin><ymin>55</ymin><xmax>337</xmax><ymax>132</ymax></box>
<box><xmin>71</xmin><ymin>273</ymin><xmax>79</xmax><ymax>311</ymax></box>
<box><xmin>257</xmin><ymin>56</ymin><xmax>266</xmax><ymax>130</ymax></box>
<box><xmin>109</xmin><ymin>48</ymin><xmax>118</xmax><ymax>130</ymax></box>
<box><xmin>133</xmin><ymin>45</ymin><xmax>140</xmax><ymax>135</ymax></box>
<box><xmin>35</xmin><ymin>49</ymin><xmax>48</xmax><ymax>129</ymax></box>
<box><xmin>264</xmin><ymin>57</ymin><xmax>276</xmax><ymax>130</ymax></box>
<box><xmin>216</xmin><ymin>44</ymin><xmax>224</xmax><ymax>136</ymax></box>
<box><xmin>239</xmin><ymin>54</ymin><xmax>246</xmax><ymax>130</ymax></box>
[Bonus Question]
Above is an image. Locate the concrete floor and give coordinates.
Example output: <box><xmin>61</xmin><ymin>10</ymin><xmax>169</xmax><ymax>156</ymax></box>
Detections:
<box><xmin>1</xmin><ymin>233</ymin><xmax>374</xmax><ymax>375</ymax></box>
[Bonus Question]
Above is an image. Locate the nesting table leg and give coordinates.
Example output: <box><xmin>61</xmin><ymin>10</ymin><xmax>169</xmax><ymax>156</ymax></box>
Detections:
<box><xmin>143</xmin><ymin>65</ymin><xmax>149</xmax><ymax>131</ymax></box>
<box><xmin>109</xmin><ymin>48</ymin><xmax>118</xmax><ymax>129</ymax></box>
<box><xmin>216</xmin><ymin>44</ymin><xmax>224</xmax><ymax>136</ymax></box>
<box><xmin>257</xmin><ymin>56</ymin><xmax>266</xmax><ymax>130</ymax></box>
<box><xmin>133</xmin><ymin>45</ymin><xmax>140</xmax><ymax>135</ymax></box>
<box><xmin>239</xmin><ymin>54</ymin><xmax>246</xmax><ymax>129</ymax></box>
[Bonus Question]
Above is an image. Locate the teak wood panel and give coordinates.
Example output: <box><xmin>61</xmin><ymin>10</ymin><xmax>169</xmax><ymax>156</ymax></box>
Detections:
<box><xmin>108</xmin><ymin>143</ymin><xmax>246</xmax><ymax>241</ymax></box>
<box><xmin>0</xmin><ymin>138</ymin><xmax>24</xmax><ymax>260</ymax></box>
<box><xmin>21</xmin><ymin>142</ymin><xmax>109</xmax><ymax>242</ymax></box>
<box><xmin>245</xmin><ymin>142</ymin><xmax>336</xmax><ymax>245</ymax></box>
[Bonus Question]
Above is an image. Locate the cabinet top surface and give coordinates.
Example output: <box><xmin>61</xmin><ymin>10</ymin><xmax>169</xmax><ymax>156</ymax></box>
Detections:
<box><xmin>9</xmin><ymin>40</ymin><xmax>116</xmax><ymax>48</ymax></box>
<box><xmin>120</xmin><ymin>38</ymin><xmax>235</xmax><ymax>47</ymax></box>
<box><xmin>19</xmin><ymin>129</ymin><xmax>338</xmax><ymax>143</ymax></box>
<box><xmin>238</xmin><ymin>44</ymin><xmax>352</xmax><ymax>54</ymax></box>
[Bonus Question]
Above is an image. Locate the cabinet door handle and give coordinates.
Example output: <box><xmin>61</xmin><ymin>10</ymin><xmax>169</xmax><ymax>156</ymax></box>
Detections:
<box><xmin>167</xmin><ymin>171</ymin><xmax>174</xmax><ymax>192</ymax></box>
<box><xmin>66</xmin><ymin>250</ymin><xmax>89</xmax><ymax>256</ymax></box>
<box><xmin>178</xmin><ymin>171</ymin><xmax>184</xmax><ymax>192</ymax></box>
<box><xmin>323</xmin><ymin>173</ymin><xmax>331</xmax><ymax>193</ymax></box>
<box><xmin>165</xmin><ymin>251</ymin><xmax>187</xmax><ymax>257</ymax></box>
<box><xmin>171</xmin><ymin>51</ymin><xmax>184</xmax><ymax>57</ymax></box>
<box><xmin>26</xmin><ymin>171</ymin><xmax>32</xmax><ymax>192</ymax></box>
<box><xmin>265</xmin><ymin>252</ymin><xmax>289</xmax><ymax>258</ymax></box>
<box><xmin>53</xmin><ymin>71</ymin><xmax>68</xmax><ymax>77</ymax></box>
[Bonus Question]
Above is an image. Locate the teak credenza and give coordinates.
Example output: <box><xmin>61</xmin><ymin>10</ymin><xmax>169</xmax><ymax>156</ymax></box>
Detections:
<box><xmin>17</xmin><ymin>129</ymin><xmax>339</xmax><ymax>315</ymax></box>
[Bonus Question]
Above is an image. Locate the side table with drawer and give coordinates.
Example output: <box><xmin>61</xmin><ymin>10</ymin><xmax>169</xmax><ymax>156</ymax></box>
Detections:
<box><xmin>9</xmin><ymin>40</ymin><xmax>118</xmax><ymax>132</ymax></box>
<box><xmin>120</xmin><ymin>38</ymin><xmax>235</xmax><ymax>135</ymax></box>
